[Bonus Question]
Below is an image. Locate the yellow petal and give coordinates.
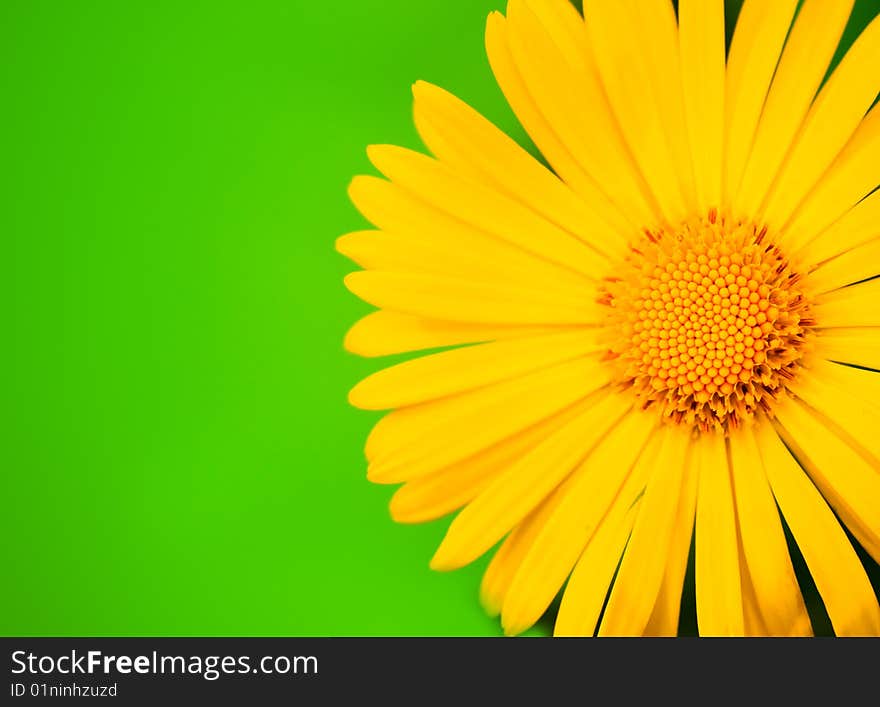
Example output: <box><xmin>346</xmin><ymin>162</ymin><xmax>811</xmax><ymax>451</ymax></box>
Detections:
<box><xmin>366</xmin><ymin>145</ymin><xmax>607</xmax><ymax>279</ymax></box>
<box><xmin>791</xmin><ymin>359</ymin><xmax>880</xmax><ymax>463</ymax></box>
<box><xmin>813</xmin><ymin>278</ymin><xmax>880</xmax><ymax>329</ymax></box>
<box><xmin>521</xmin><ymin>0</ymin><xmax>588</xmax><ymax>68</ymax></box>
<box><xmin>335</xmin><ymin>221</ymin><xmax>596</xmax><ymax>295</ymax></box>
<box><xmin>582</xmin><ymin>0</ymin><xmax>689</xmax><ymax>223</ymax></box>
<box><xmin>695</xmin><ymin>432</ymin><xmax>745</xmax><ymax>636</ymax></box>
<box><xmin>808</xmin><ymin>353</ymin><xmax>880</xmax><ymax>401</ymax></box>
<box><xmin>755</xmin><ymin>422</ymin><xmax>880</xmax><ymax>636</ymax></box>
<box><xmin>500</xmin><ymin>410</ymin><xmax>656</xmax><ymax>636</ymax></box>
<box><xmin>480</xmin><ymin>483</ymin><xmax>570</xmax><ymax>617</ymax></box>
<box><xmin>761</xmin><ymin>13</ymin><xmax>880</xmax><ymax>230</ymax></box>
<box><xmin>343</xmin><ymin>311</ymin><xmax>559</xmax><ymax>358</ymax></box>
<box><xmin>344</xmin><ymin>271</ymin><xmax>599</xmax><ymax>325</ymax></box>
<box><xmin>390</xmin><ymin>400</ymin><xmax>589</xmax><ymax>525</ymax></box>
<box><xmin>814</xmin><ymin>327</ymin><xmax>880</xmax><ymax>371</ymax></box>
<box><xmin>412</xmin><ymin>80</ymin><xmax>628</xmax><ymax>259</ymax></box>
<box><xmin>622</xmin><ymin>0</ymin><xmax>698</xmax><ymax>213</ymax></box>
<box><xmin>679</xmin><ymin>0</ymin><xmax>726</xmax><ymax>212</ymax></box>
<box><xmin>480</xmin><ymin>529</ymin><xmax>531</xmax><ymax>619</ymax></box>
<box><xmin>807</xmin><ymin>237</ymin><xmax>880</xmax><ymax>293</ymax></box>
<box><xmin>723</xmin><ymin>0</ymin><xmax>799</xmax><ymax>208</ymax></box>
<box><xmin>346</xmin><ymin>175</ymin><xmax>596</xmax><ymax>292</ymax></box>
<box><xmin>734</xmin><ymin>0</ymin><xmax>854</xmax><ymax>220</ymax></box>
<box><xmin>773</xmin><ymin>398</ymin><xmax>880</xmax><ymax>564</ymax></box>
<box><xmin>350</xmin><ymin>329</ymin><xmax>599</xmax><ymax>410</ymax></box>
<box><xmin>553</xmin><ymin>433</ymin><xmax>662</xmax><ymax>637</ymax></box>
<box><xmin>501</xmin><ymin>1</ymin><xmax>659</xmax><ymax>230</ymax></box>
<box><xmin>598</xmin><ymin>426</ymin><xmax>692</xmax><ymax>636</ymax></box>
<box><xmin>796</xmin><ymin>187</ymin><xmax>880</xmax><ymax>265</ymax></box>
<box><xmin>783</xmin><ymin>105</ymin><xmax>880</xmax><ymax>253</ymax></box>
<box><xmin>430</xmin><ymin>391</ymin><xmax>630</xmax><ymax>571</ymax></box>
<box><xmin>740</xmin><ymin>554</ymin><xmax>771</xmax><ymax>637</ymax></box>
<box><xmin>483</xmin><ymin>11</ymin><xmax>653</xmax><ymax>231</ymax></box>
<box><xmin>365</xmin><ymin>356</ymin><xmax>609</xmax><ymax>480</ymax></box>
<box><xmin>643</xmin><ymin>446</ymin><xmax>699</xmax><ymax>637</ymax></box>
<box><xmin>728</xmin><ymin>425</ymin><xmax>811</xmax><ymax>636</ymax></box>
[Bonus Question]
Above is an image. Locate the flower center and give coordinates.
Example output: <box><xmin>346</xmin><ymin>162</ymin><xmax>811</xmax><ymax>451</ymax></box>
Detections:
<box><xmin>598</xmin><ymin>210</ymin><xmax>815</xmax><ymax>434</ymax></box>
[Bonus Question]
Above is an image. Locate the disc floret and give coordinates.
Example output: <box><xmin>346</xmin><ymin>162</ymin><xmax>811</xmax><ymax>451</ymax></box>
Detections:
<box><xmin>599</xmin><ymin>211</ymin><xmax>815</xmax><ymax>433</ymax></box>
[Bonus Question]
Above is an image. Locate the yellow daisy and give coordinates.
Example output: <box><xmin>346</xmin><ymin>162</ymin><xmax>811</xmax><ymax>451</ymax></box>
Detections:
<box><xmin>339</xmin><ymin>0</ymin><xmax>880</xmax><ymax>636</ymax></box>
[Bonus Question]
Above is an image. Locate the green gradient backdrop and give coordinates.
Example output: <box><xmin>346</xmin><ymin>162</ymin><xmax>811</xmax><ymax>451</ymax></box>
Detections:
<box><xmin>3</xmin><ymin>0</ymin><xmax>878</xmax><ymax>637</ymax></box>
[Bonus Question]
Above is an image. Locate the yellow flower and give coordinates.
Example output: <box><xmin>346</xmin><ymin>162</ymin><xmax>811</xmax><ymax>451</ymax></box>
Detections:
<box><xmin>339</xmin><ymin>0</ymin><xmax>880</xmax><ymax>636</ymax></box>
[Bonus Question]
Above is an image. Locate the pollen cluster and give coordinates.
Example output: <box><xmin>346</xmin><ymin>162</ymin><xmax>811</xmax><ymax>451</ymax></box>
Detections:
<box><xmin>599</xmin><ymin>211</ymin><xmax>815</xmax><ymax>433</ymax></box>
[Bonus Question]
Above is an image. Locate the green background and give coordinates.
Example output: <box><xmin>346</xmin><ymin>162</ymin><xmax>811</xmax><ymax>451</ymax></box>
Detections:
<box><xmin>3</xmin><ymin>0</ymin><xmax>878</xmax><ymax>637</ymax></box>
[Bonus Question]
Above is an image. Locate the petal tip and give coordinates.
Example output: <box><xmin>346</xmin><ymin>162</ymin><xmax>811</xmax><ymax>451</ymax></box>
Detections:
<box><xmin>334</xmin><ymin>233</ymin><xmax>353</xmax><ymax>256</ymax></box>
<box><xmin>365</xmin><ymin>143</ymin><xmax>393</xmax><ymax>165</ymax></box>
<box><xmin>346</xmin><ymin>381</ymin><xmax>366</xmax><ymax>409</ymax></box>
<box><xmin>342</xmin><ymin>271</ymin><xmax>361</xmax><ymax>293</ymax></box>
<box><xmin>501</xmin><ymin>619</ymin><xmax>525</xmax><ymax>638</ymax></box>
<box><xmin>366</xmin><ymin>459</ymin><xmax>405</xmax><ymax>485</ymax></box>
<box><xmin>479</xmin><ymin>591</ymin><xmax>502</xmax><ymax>618</ymax></box>
<box><xmin>387</xmin><ymin>491</ymin><xmax>406</xmax><ymax>522</ymax></box>
<box><xmin>342</xmin><ymin>324</ymin><xmax>364</xmax><ymax>355</ymax></box>
<box><xmin>429</xmin><ymin>543</ymin><xmax>459</xmax><ymax>572</ymax></box>
<box><xmin>387</xmin><ymin>491</ymin><xmax>426</xmax><ymax>525</ymax></box>
<box><xmin>365</xmin><ymin>461</ymin><xmax>385</xmax><ymax>483</ymax></box>
<box><xmin>346</xmin><ymin>175</ymin><xmax>370</xmax><ymax>204</ymax></box>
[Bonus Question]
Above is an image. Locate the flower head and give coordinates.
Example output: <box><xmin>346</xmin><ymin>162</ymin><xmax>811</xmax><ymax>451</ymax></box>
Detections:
<box><xmin>340</xmin><ymin>0</ymin><xmax>880</xmax><ymax>636</ymax></box>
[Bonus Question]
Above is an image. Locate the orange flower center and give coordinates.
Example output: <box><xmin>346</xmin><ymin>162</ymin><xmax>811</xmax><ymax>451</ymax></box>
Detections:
<box><xmin>599</xmin><ymin>211</ymin><xmax>816</xmax><ymax>433</ymax></box>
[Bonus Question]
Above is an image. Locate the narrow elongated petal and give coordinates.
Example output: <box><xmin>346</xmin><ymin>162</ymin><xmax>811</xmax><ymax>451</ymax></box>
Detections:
<box><xmin>430</xmin><ymin>392</ymin><xmax>630</xmax><ymax>570</ymax></box>
<box><xmin>554</xmin><ymin>434</ymin><xmax>662</xmax><ymax>636</ymax></box>
<box><xmin>815</xmin><ymin>328</ymin><xmax>880</xmax><ymax>371</ymax></box>
<box><xmin>583</xmin><ymin>0</ymin><xmax>689</xmax><ymax>223</ymax></box>
<box><xmin>501</xmin><ymin>1</ymin><xmax>659</xmax><ymax>230</ymax></box>
<box><xmin>695</xmin><ymin>432</ymin><xmax>745</xmax><ymax>636</ymax></box>
<box><xmin>483</xmin><ymin>12</ymin><xmax>654</xmax><ymax>229</ymax></box>
<box><xmin>728</xmin><ymin>426</ymin><xmax>811</xmax><ymax>636</ymax></box>
<box><xmin>761</xmin><ymin>14</ymin><xmax>880</xmax><ymax>230</ymax></box>
<box><xmin>643</xmin><ymin>450</ymin><xmax>698</xmax><ymax>637</ymax></box>
<box><xmin>679</xmin><ymin>0</ymin><xmax>726</xmax><ymax>212</ymax></box>
<box><xmin>350</xmin><ymin>330</ymin><xmax>600</xmax><ymax>410</ymax></box>
<box><xmin>480</xmin><ymin>484</ymin><xmax>570</xmax><ymax>617</ymax></box>
<box><xmin>367</xmin><ymin>145</ymin><xmax>607</xmax><ymax>278</ymax></box>
<box><xmin>740</xmin><ymin>553</ymin><xmax>771</xmax><ymax>637</ymax></box>
<box><xmin>774</xmin><ymin>399</ymin><xmax>880</xmax><ymax>563</ymax></box>
<box><xmin>347</xmin><ymin>176</ymin><xmax>596</xmax><ymax>293</ymax></box>
<box><xmin>412</xmin><ymin>80</ymin><xmax>629</xmax><ymax>258</ymax></box>
<box><xmin>343</xmin><ymin>311</ymin><xmax>560</xmax><ymax>358</ymax></box>
<box><xmin>797</xmin><ymin>188</ymin><xmax>880</xmax><ymax>265</ymax></box>
<box><xmin>734</xmin><ymin>0</ymin><xmax>854</xmax><ymax>219</ymax></box>
<box><xmin>626</xmin><ymin>0</ymin><xmax>698</xmax><ymax>213</ymax></box>
<box><xmin>336</xmin><ymin>225</ymin><xmax>597</xmax><ymax>294</ymax></box>
<box><xmin>791</xmin><ymin>359</ymin><xmax>880</xmax><ymax>463</ymax></box>
<box><xmin>808</xmin><ymin>238</ymin><xmax>880</xmax><ymax>293</ymax></box>
<box><xmin>813</xmin><ymin>278</ymin><xmax>880</xmax><ymax>329</ymax></box>
<box><xmin>500</xmin><ymin>410</ymin><xmax>656</xmax><ymax>635</ymax></box>
<box><xmin>390</xmin><ymin>401</ymin><xmax>589</xmax><ymax>525</ymax></box>
<box><xmin>813</xmin><ymin>357</ymin><xmax>880</xmax><ymax>401</ymax></box>
<box><xmin>755</xmin><ymin>422</ymin><xmax>880</xmax><ymax>636</ymax></box>
<box><xmin>345</xmin><ymin>271</ymin><xmax>600</xmax><ymax>326</ymax></box>
<box><xmin>723</xmin><ymin>0</ymin><xmax>799</xmax><ymax>207</ymax></box>
<box><xmin>365</xmin><ymin>356</ymin><xmax>609</xmax><ymax>479</ymax></box>
<box><xmin>783</xmin><ymin>105</ymin><xmax>880</xmax><ymax>252</ymax></box>
<box><xmin>599</xmin><ymin>426</ymin><xmax>693</xmax><ymax>636</ymax></box>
